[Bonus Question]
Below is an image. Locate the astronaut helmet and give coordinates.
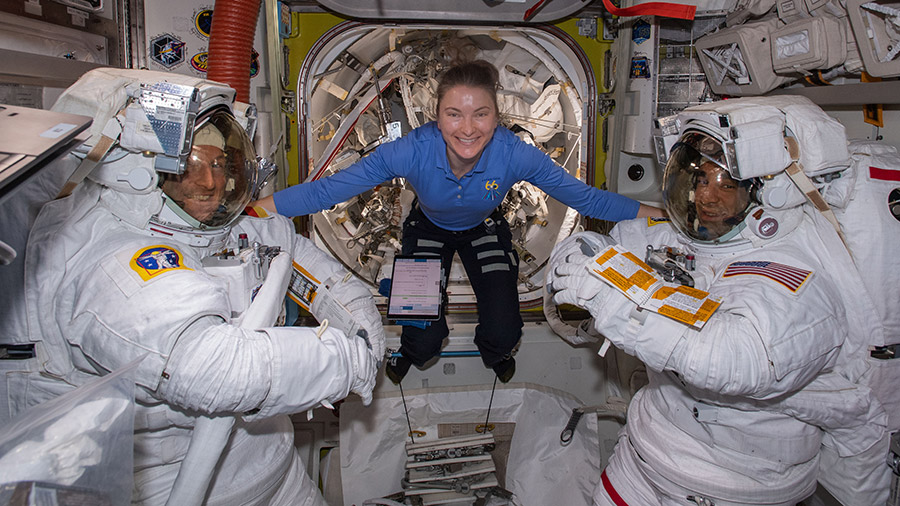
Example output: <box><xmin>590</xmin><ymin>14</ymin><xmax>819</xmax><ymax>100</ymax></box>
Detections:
<box><xmin>656</xmin><ymin>95</ymin><xmax>851</xmax><ymax>245</ymax></box>
<box><xmin>155</xmin><ymin>106</ymin><xmax>257</xmax><ymax>231</ymax></box>
<box><xmin>662</xmin><ymin>129</ymin><xmax>758</xmax><ymax>243</ymax></box>
<box><xmin>51</xmin><ymin>68</ymin><xmax>263</xmax><ymax>238</ymax></box>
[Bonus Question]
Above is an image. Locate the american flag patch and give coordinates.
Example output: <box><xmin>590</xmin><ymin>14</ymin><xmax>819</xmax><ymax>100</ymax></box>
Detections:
<box><xmin>722</xmin><ymin>261</ymin><xmax>813</xmax><ymax>292</ymax></box>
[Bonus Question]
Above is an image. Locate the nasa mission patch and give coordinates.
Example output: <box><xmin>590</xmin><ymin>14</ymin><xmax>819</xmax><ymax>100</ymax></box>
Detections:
<box><xmin>129</xmin><ymin>245</ymin><xmax>192</xmax><ymax>282</ymax></box>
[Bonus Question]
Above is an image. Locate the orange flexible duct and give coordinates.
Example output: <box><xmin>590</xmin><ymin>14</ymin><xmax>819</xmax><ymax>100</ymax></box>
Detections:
<box><xmin>207</xmin><ymin>0</ymin><xmax>261</xmax><ymax>103</ymax></box>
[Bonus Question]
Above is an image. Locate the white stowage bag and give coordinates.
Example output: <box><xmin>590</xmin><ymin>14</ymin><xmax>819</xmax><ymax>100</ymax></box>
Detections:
<box><xmin>0</xmin><ymin>361</ymin><xmax>137</xmax><ymax>505</ymax></box>
<box><xmin>0</xmin><ymin>398</ymin><xmax>128</xmax><ymax>483</ymax></box>
<box><xmin>337</xmin><ymin>385</ymin><xmax>601</xmax><ymax>506</ymax></box>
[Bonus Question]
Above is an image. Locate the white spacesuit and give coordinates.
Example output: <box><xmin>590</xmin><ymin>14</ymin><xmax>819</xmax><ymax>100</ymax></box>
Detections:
<box><xmin>816</xmin><ymin>140</ymin><xmax>900</xmax><ymax>505</ymax></box>
<box><xmin>7</xmin><ymin>68</ymin><xmax>384</xmax><ymax>505</ymax></box>
<box><xmin>548</xmin><ymin>96</ymin><xmax>890</xmax><ymax>505</ymax></box>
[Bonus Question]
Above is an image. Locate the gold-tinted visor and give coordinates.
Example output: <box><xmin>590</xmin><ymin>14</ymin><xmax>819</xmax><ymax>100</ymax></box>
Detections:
<box><xmin>663</xmin><ymin>131</ymin><xmax>753</xmax><ymax>242</ymax></box>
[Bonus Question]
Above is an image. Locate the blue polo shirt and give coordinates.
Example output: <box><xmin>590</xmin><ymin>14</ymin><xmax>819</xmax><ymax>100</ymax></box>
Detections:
<box><xmin>273</xmin><ymin>122</ymin><xmax>640</xmax><ymax>231</ymax></box>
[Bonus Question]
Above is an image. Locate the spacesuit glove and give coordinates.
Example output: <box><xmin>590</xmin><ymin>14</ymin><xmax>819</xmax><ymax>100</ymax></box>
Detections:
<box><xmin>345</xmin><ymin>298</ymin><xmax>386</xmax><ymax>364</ymax></box>
<box><xmin>551</xmin><ymin>256</ymin><xmax>643</xmax><ymax>357</ymax></box>
<box><xmin>550</xmin><ymin>252</ymin><xmax>614</xmax><ymax>313</ymax></box>
<box><xmin>546</xmin><ymin>232</ymin><xmax>614</xmax><ymax>293</ymax></box>
<box><xmin>548</xmin><ymin>231</ymin><xmax>613</xmax><ymax>271</ymax></box>
<box><xmin>321</xmin><ymin>326</ymin><xmax>377</xmax><ymax>406</ymax></box>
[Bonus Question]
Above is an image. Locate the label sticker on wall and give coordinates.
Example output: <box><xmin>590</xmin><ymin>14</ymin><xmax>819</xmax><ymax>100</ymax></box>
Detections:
<box><xmin>250</xmin><ymin>48</ymin><xmax>260</xmax><ymax>78</ymax></box>
<box><xmin>632</xmin><ymin>19</ymin><xmax>651</xmax><ymax>44</ymax></box>
<box><xmin>192</xmin><ymin>8</ymin><xmax>213</xmax><ymax>39</ymax></box>
<box><xmin>630</xmin><ymin>56</ymin><xmax>651</xmax><ymax>79</ymax></box>
<box><xmin>150</xmin><ymin>33</ymin><xmax>186</xmax><ymax>69</ymax></box>
<box><xmin>190</xmin><ymin>50</ymin><xmax>208</xmax><ymax>74</ymax></box>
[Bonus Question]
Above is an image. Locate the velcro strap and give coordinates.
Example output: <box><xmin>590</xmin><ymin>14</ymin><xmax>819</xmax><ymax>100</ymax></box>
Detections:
<box><xmin>784</xmin><ymin>162</ymin><xmax>847</xmax><ymax>245</ymax></box>
<box><xmin>56</xmin><ymin>134</ymin><xmax>116</xmax><ymax>199</ymax></box>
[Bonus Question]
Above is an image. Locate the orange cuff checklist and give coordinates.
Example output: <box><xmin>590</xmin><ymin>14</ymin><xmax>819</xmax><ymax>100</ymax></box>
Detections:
<box><xmin>586</xmin><ymin>245</ymin><xmax>722</xmax><ymax>329</ymax></box>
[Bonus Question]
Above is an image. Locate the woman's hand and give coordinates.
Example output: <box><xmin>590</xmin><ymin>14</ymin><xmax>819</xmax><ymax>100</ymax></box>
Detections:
<box><xmin>636</xmin><ymin>203</ymin><xmax>667</xmax><ymax>219</ymax></box>
<box><xmin>248</xmin><ymin>195</ymin><xmax>278</xmax><ymax>214</ymax></box>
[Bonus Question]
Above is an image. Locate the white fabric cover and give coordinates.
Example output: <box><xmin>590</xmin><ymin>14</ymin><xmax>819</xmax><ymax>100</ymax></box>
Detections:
<box><xmin>11</xmin><ymin>179</ymin><xmax>377</xmax><ymax>505</ymax></box>
<box><xmin>0</xmin><ymin>153</ymin><xmax>77</xmax><ymax>351</ymax></box>
<box><xmin>51</xmin><ymin>68</ymin><xmax>233</xmax><ymax>152</ymax></box>
<box><xmin>549</xmin><ymin>210</ymin><xmax>888</xmax><ymax>504</ymax></box>
<box><xmin>682</xmin><ymin>95</ymin><xmax>851</xmax><ymax>177</ymax></box>
<box><xmin>730</xmin><ymin>115</ymin><xmax>793</xmax><ymax>179</ymax></box>
<box><xmin>338</xmin><ymin>385</ymin><xmax>601</xmax><ymax>506</ymax></box>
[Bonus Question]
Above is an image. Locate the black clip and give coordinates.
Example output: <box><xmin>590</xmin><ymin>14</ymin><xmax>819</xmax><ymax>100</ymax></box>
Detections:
<box><xmin>483</xmin><ymin>216</ymin><xmax>496</xmax><ymax>234</ymax></box>
<box><xmin>871</xmin><ymin>345</ymin><xmax>899</xmax><ymax>360</ymax></box>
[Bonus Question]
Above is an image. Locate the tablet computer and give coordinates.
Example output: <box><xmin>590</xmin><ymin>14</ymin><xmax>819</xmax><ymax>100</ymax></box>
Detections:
<box><xmin>387</xmin><ymin>255</ymin><xmax>443</xmax><ymax>321</ymax></box>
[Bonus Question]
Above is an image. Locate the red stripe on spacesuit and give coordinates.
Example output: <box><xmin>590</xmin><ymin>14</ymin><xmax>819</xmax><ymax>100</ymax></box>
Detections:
<box><xmin>869</xmin><ymin>166</ymin><xmax>900</xmax><ymax>181</ymax></box>
<box><xmin>601</xmin><ymin>470</ymin><xmax>630</xmax><ymax>506</ymax></box>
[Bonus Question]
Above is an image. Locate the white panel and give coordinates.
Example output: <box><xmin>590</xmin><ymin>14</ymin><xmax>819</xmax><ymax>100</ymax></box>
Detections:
<box><xmin>142</xmin><ymin>1</ymin><xmax>269</xmax><ymax>91</ymax></box>
<box><xmin>0</xmin><ymin>12</ymin><xmax>107</xmax><ymax>65</ymax></box>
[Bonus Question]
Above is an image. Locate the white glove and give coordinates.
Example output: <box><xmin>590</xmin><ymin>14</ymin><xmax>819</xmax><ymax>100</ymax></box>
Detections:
<box><xmin>547</xmin><ymin>232</ymin><xmax>612</xmax><ymax>292</ymax></box>
<box><xmin>330</xmin><ymin>275</ymin><xmax>386</xmax><ymax>364</ymax></box>
<box><xmin>544</xmin><ymin>232</ymin><xmax>617</xmax><ymax>345</ymax></box>
<box><xmin>550</xmin><ymin>253</ymin><xmax>613</xmax><ymax>311</ymax></box>
<box><xmin>320</xmin><ymin>326</ymin><xmax>376</xmax><ymax>406</ymax></box>
<box><xmin>548</xmin><ymin>231</ymin><xmax>612</xmax><ymax>268</ymax></box>
<box><xmin>551</xmin><ymin>253</ymin><xmax>642</xmax><ymax>357</ymax></box>
<box><xmin>547</xmin><ymin>232</ymin><xmax>612</xmax><ymax>298</ymax></box>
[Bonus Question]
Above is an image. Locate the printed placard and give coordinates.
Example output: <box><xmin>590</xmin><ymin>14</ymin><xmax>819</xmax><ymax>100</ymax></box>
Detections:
<box><xmin>586</xmin><ymin>245</ymin><xmax>721</xmax><ymax>329</ymax></box>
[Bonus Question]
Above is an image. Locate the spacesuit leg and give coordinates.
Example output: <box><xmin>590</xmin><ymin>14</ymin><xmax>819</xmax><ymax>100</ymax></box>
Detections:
<box><xmin>455</xmin><ymin>214</ymin><xmax>523</xmax><ymax>368</ymax></box>
<box><xmin>598</xmin><ymin>430</ymin><xmax>812</xmax><ymax>506</ymax></box>
<box><xmin>398</xmin><ymin>207</ymin><xmax>453</xmax><ymax>366</ymax></box>
<box><xmin>268</xmin><ymin>449</ymin><xmax>328</xmax><ymax>506</ymax></box>
<box><xmin>595</xmin><ymin>432</ymin><xmax>664</xmax><ymax>506</ymax></box>
<box><xmin>817</xmin><ymin>432</ymin><xmax>892</xmax><ymax>506</ymax></box>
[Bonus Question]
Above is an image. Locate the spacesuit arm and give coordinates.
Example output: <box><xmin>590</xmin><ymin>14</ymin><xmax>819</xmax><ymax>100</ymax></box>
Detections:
<box><xmin>289</xmin><ymin>233</ymin><xmax>386</xmax><ymax>362</ymax></box>
<box><xmin>550</xmin><ymin>239</ymin><xmax>844</xmax><ymax>401</ymax></box>
<box><xmin>235</xmin><ymin>214</ymin><xmax>386</xmax><ymax>363</ymax></box>
<box><xmin>663</xmin><ymin>307</ymin><xmax>838</xmax><ymax>400</ymax></box>
<box><xmin>157</xmin><ymin>315</ymin><xmax>372</xmax><ymax>416</ymax></box>
<box><xmin>567</xmin><ymin>273</ymin><xmax>845</xmax><ymax>401</ymax></box>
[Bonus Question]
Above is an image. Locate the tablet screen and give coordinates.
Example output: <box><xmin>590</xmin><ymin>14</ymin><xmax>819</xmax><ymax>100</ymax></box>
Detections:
<box><xmin>387</xmin><ymin>256</ymin><xmax>443</xmax><ymax>321</ymax></box>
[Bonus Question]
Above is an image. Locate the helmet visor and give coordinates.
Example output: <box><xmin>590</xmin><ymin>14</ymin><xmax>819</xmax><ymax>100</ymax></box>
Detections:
<box><xmin>159</xmin><ymin>108</ymin><xmax>256</xmax><ymax>229</ymax></box>
<box><xmin>663</xmin><ymin>131</ymin><xmax>753</xmax><ymax>242</ymax></box>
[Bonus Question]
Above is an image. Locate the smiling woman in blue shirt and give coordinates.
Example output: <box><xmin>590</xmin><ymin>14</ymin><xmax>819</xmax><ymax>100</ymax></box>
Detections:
<box><xmin>253</xmin><ymin>60</ymin><xmax>663</xmax><ymax>384</ymax></box>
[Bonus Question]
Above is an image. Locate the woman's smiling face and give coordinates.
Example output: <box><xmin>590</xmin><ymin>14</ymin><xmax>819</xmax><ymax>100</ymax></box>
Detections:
<box><xmin>437</xmin><ymin>84</ymin><xmax>498</xmax><ymax>174</ymax></box>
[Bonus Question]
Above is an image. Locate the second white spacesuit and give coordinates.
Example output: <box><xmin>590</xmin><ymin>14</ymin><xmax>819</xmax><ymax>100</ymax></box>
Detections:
<box><xmin>8</xmin><ymin>68</ymin><xmax>385</xmax><ymax>505</ymax></box>
<box><xmin>548</xmin><ymin>96</ymin><xmax>890</xmax><ymax>505</ymax></box>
